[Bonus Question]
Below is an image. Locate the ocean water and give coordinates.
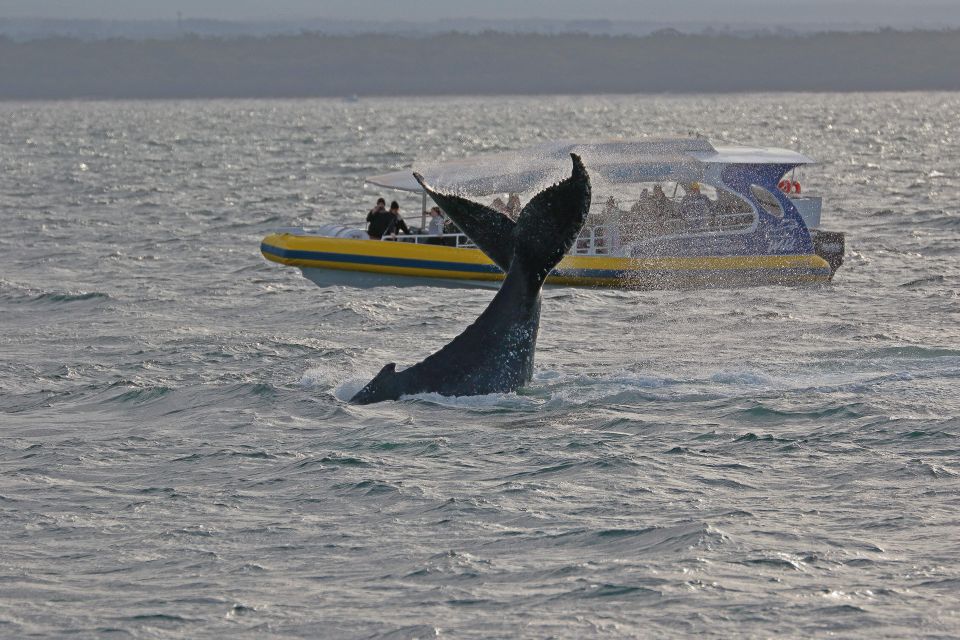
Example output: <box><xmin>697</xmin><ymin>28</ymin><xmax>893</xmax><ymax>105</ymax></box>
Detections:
<box><xmin>1</xmin><ymin>93</ymin><xmax>958</xmax><ymax>639</ymax></box>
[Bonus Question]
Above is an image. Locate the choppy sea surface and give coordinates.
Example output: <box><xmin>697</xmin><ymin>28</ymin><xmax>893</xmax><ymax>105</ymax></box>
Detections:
<box><xmin>1</xmin><ymin>93</ymin><xmax>958</xmax><ymax>638</ymax></box>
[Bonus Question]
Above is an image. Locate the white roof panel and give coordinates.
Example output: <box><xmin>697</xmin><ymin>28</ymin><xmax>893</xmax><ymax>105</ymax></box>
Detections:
<box><xmin>699</xmin><ymin>145</ymin><xmax>815</xmax><ymax>165</ymax></box>
<box><xmin>366</xmin><ymin>138</ymin><xmax>814</xmax><ymax>195</ymax></box>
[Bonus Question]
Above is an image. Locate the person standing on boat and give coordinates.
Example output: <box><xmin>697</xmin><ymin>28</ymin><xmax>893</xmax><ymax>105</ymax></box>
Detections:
<box><xmin>367</xmin><ymin>197</ymin><xmax>386</xmax><ymax>221</ymax></box>
<box><xmin>384</xmin><ymin>201</ymin><xmax>411</xmax><ymax>237</ymax></box>
<box><xmin>366</xmin><ymin>197</ymin><xmax>392</xmax><ymax>239</ymax></box>
<box><xmin>427</xmin><ymin>206</ymin><xmax>445</xmax><ymax>235</ymax></box>
<box><xmin>426</xmin><ymin>206</ymin><xmax>446</xmax><ymax>245</ymax></box>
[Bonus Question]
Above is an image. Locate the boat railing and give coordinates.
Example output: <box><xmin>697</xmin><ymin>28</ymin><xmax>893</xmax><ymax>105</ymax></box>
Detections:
<box><xmin>381</xmin><ymin>232</ymin><xmax>476</xmax><ymax>249</ymax></box>
<box><xmin>573</xmin><ymin>225</ymin><xmax>613</xmax><ymax>255</ymax></box>
<box><xmin>378</xmin><ymin>207</ymin><xmax>762</xmax><ymax>258</ymax></box>
<box><xmin>616</xmin><ymin>209</ymin><xmax>757</xmax><ymax>240</ymax></box>
<box><xmin>572</xmin><ymin>207</ymin><xmax>758</xmax><ymax>255</ymax></box>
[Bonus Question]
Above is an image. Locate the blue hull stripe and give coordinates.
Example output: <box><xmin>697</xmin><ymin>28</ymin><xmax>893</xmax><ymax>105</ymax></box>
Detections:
<box><xmin>261</xmin><ymin>243</ymin><xmax>504</xmax><ymax>274</ymax></box>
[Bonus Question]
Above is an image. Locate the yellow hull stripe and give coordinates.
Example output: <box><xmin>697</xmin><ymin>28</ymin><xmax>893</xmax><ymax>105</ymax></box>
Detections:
<box><xmin>261</xmin><ymin>233</ymin><xmax>832</xmax><ymax>287</ymax></box>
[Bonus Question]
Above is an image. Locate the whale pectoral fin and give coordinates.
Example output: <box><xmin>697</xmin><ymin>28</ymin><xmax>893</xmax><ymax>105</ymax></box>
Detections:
<box><xmin>413</xmin><ymin>172</ymin><xmax>516</xmax><ymax>272</ymax></box>
<box><xmin>374</xmin><ymin>363</ymin><xmax>397</xmax><ymax>377</ymax></box>
<box><xmin>350</xmin><ymin>362</ymin><xmax>399</xmax><ymax>404</ymax></box>
<box><xmin>514</xmin><ymin>154</ymin><xmax>592</xmax><ymax>280</ymax></box>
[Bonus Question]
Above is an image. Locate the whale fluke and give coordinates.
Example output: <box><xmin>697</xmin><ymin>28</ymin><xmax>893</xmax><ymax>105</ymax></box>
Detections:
<box><xmin>412</xmin><ymin>172</ymin><xmax>516</xmax><ymax>271</ymax></box>
<box><xmin>350</xmin><ymin>154</ymin><xmax>591</xmax><ymax>404</ymax></box>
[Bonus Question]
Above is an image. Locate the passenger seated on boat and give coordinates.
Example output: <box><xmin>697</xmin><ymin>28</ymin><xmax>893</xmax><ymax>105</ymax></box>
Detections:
<box><xmin>714</xmin><ymin>189</ymin><xmax>745</xmax><ymax>213</ymax></box>
<box><xmin>366</xmin><ymin>198</ymin><xmax>394</xmax><ymax>239</ymax></box>
<box><xmin>383</xmin><ymin>201</ymin><xmax>411</xmax><ymax>237</ymax></box>
<box><xmin>635</xmin><ymin>188</ymin><xmax>652</xmax><ymax>208</ymax></box>
<box><xmin>630</xmin><ymin>188</ymin><xmax>656</xmax><ymax>217</ymax></box>
<box><xmin>678</xmin><ymin>183</ymin><xmax>712</xmax><ymax>228</ymax></box>
<box><xmin>506</xmin><ymin>193</ymin><xmax>522</xmax><ymax>220</ymax></box>
<box><xmin>628</xmin><ymin>188</ymin><xmax>662</xmax><ymax>235</ymax></box>
<box><xmin>601</xmin><ymin>196</ymin><xmax>620</xmax><ymax>218</ymax></box>
<box><xmin>652</xmin><ymin>184</ymin><xmax>676</xmax><ymax>220</ymax></box>
<box><xmin>491</xmin><ymin>197</ymin><xmax>510</xmax><ymax>214</ymax></box>
<box><xmin>585</xmin><ymin>196</ymin><xmax>618</xmax><ymax>248</ymax></box>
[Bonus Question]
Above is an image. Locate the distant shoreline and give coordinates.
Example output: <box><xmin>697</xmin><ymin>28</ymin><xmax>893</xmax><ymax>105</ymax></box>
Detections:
<box><xmin>2</xmin><ymin>29</ymin><xmax>959</xmax><ymax>100</ymax></box>
<box><xmin>3</xmin><ymin>90</ymin><xmax>958</xmax><ymax>105</ymax></box>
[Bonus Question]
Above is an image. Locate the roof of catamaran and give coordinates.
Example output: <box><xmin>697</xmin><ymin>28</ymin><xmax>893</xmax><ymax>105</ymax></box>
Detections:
<box><xmin>365</xmin><ymin>138</ymin><xmax>815</xmax><ymax>195</ymax></box>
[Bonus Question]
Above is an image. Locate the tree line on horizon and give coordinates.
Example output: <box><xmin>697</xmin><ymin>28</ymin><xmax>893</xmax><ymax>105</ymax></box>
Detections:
<box><xmin>1</xmin><ymin>29</ymin><xmax>958</xmax><ymax>99</ymax></box>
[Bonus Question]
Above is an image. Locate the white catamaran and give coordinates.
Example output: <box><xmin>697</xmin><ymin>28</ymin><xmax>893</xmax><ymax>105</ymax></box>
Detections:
<box><xmin>261</xmin><ymin>137</ymin><xmax>844</xmax><ymax>289</ymax></box>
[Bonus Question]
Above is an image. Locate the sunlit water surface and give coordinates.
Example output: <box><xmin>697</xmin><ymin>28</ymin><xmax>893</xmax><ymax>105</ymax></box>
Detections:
<box><xmin>1</xmin><ymin>94</ymin><xmax>958</xmax><ymax>638</ymax></box>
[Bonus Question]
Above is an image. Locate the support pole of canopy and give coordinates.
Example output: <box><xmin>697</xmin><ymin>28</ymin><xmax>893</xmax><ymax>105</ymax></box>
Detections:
<box><xmin>421</xmin><ymin>191</ymin><xmax>427</xmax><ymax>231</ymax></box>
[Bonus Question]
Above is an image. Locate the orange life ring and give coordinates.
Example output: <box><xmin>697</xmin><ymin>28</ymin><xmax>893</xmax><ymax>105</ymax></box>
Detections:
<box><xmin>778</xmin><ymin>180</ymin><xmax>791</xmax><ymax>193</ymax></box>
<box><xmin>792</xmin><ymin>181</ymin><xmax>801</xmax><ymax>194</ymax></box>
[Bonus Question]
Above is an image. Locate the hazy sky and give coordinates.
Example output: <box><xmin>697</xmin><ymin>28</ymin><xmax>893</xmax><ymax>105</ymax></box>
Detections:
<box><xmin>1</xmin><ymin>0</ymin><xmax>959</xmax><ymax>26</ymax></box>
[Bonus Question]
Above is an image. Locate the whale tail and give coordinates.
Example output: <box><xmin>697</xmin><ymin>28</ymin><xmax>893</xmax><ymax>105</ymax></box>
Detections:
<box><xmin>349</xmin><ymin>155</ymin><xmax>591</xmax><ymax>405</ymax></box>
<box><xmin>513</xmin><ymin>153</ymin><xmax>591</xmax><ymax>282</ymax></box>
<box><xmin>414</xmin><ymin>153</ymin><xmax>591</xmax><ymax>280</ymax></box>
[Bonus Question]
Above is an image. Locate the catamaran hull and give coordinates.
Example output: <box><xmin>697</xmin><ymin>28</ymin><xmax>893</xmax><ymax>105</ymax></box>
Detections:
<box><xmin>261</xmin><ymin>233</ymin><xmax>833</xmax><ymax>290</ymax></box>
<box><xmin>300</xmin><ymin>266</ymin><xmax>503</xmax><ymax>290</ymax></box>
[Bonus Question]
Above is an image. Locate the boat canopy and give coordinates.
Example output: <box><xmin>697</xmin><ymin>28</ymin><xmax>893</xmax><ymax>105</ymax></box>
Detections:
<box><xmin>366</xmin><ymin>138</ymin><xmax>815</xmax><ymax>196</ymax></box>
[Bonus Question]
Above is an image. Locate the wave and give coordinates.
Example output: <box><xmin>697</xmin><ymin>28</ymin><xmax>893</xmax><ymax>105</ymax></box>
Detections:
<box><xmin>0</xmin><ymin>389</ymin><xmax>71</xmax><ymax>414</ymax></box>
<box><xmin>326</xmin><ymin>359</ymin><xmax>960</xmax><ymax>414</ymax></box>
<box><xmin>853</xmin><ymin>345</ymin><xmax>960</xmax><ymax>360</ymax></box>
<box><xmin>32</xmin><ymin>290</ymin><xmax>110</xmax><ymax>304</ymax></box>
<box><xmin>547</xmin><ymin>522</ymin><xmax>727</xmax><ymax>555</ymax></box>
<box><xmin>108</xmin><ymin>385</ymin><xmax>175</xmax><ymax>405</ymax></box>
<box><xmin>548</xmin><ymin>583</ymin><xmax>662</xmax><ymax>602</ymax></box>
<box><xmin>914</xmin><ymin>213</ymin><xmax>960</xmax><ymax>229</ymax></box>
<box><xmin>900</xmin><ymin>275</ymin><xmax>947</xmax><ymax>288</ymax></box>
<box><xmin>728</xmin><ymin>401</ymin><xmax>870</xmax><ymax>422</ymax></box>
<box><xmin>8</xmin><ymin>379</ymin><xmax>283</xmax><ymax>416</ymax></box>
<box><xmin>0</xmin><ymin>281</ymin><xmax>111</xmax><ymax>305</ymax></box>
<box><xmin>331</xmin><ymin>478</ymin><xmax>417</xmax><ymax>499</ymax></box>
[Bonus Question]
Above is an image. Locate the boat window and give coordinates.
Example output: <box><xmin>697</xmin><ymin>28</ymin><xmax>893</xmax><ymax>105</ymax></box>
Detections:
<box><xmin>589</xmin><ymin>181</ymin><xmax>678</xmax><ymax>216</ymax></box>
<box><xmin>713</xmin><ymin>188</ymin><xmax>756</xmax><ymax>229</ymax></box>
<box><xmin>750</xmin><ymin>184</ymin><xmax>784</xmax><ymax>218</ymax></box>
<box><xmin>581</xmin><ymin>182</ymin><xmax>757</xmax><ymax>239</ymax></box>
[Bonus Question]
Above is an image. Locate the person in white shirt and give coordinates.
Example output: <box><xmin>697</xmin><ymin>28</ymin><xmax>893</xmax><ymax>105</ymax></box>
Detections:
<box><xmin>427</xmin><ymin>206</ymin><xmax>444</xmax><ymax>234</ymax></box>
<box><xmin>426</xmin><ymin>206</ymin><xmax>447</xmax><ymax>244</ymax></box>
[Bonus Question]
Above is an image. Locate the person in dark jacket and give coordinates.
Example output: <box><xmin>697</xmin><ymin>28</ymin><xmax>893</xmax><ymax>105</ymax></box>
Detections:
<box><xmin>366</xmin><ymin>197</ymin><xmax>393</xmax><ymax>239</ymax></box>
<box><xmin>383</xmin><ymin>201</ymin><xmax>410</xmax><ymax>237</ymax></box>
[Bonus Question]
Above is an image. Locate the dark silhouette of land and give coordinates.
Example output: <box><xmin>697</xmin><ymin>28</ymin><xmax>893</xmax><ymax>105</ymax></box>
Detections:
<box><xmin>1</xmin><ymin>29</ymin><xmax>958</xmax><ymax>99</ymax></box>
